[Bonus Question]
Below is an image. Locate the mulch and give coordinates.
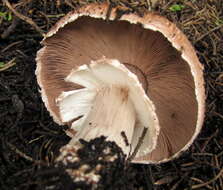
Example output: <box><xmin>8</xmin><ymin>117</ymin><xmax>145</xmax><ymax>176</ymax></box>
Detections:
<box><xmin>0</xmin><ymin>0</ymin><xmax>222</xmax><ymax>189</ymax></box>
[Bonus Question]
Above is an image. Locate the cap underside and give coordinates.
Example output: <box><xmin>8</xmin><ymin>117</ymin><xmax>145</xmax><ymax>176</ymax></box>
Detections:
<box><xmin>37</xmin><ymin>15</ymin><xmax>199</xmax><ymax>162</ymax></box>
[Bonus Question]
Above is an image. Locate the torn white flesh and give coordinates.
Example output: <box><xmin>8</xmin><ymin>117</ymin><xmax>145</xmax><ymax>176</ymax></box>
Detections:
<box><xmin>72</xmin><ymin>87</ymin><xmax>135</xmax><ymax>154</ymax></box>
<box><xmin>57</xmin><ymin>58</ymin><xmax>159</xmax><ymax>158</ymax></box>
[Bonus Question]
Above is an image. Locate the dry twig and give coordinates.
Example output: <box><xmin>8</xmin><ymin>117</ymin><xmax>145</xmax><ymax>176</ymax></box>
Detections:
<box><xmin>195</xmin><ymin>24</ymin><xmax>223</xmax><ymax>43</ymax></box>
<box><xmin>1</xmin><ymin>17</ymin><xmax>20</xmax><ymax>39</ymax></box>
<box><xmin>0</xmin><ymin>58</ymin><xmax>16</xmax><ymax>72</ymax></box>
<box><xmin>2</xmin><ymin>0</ymin><xmax>45</xmax><ymax>36</ymax></box>
<box><xmin>127</xmin><ymin>127</ymin><xmax>148</xmax><ymax>162</ymax></box>
<box><xmin>7</xmin><ymin>142</ymin><xmax>45</xmax><ymax>165</ymax></box>
<box><xmin>192</xmin><ymin>168</ymin><xmax>223</xmax><ymax>189</ymax></box>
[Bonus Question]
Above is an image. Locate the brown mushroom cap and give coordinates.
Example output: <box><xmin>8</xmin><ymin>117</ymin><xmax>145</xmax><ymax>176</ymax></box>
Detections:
<box><xmin>36</xmin><ymin>3</ymin><xmax>205</xmax><ymax>163</ymax></box>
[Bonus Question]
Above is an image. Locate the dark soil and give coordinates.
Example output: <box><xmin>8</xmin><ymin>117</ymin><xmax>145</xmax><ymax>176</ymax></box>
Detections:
<box><xmin>0</xmin><ymin>0</ymin><xmax>223</xmax><ymax>190</ymax></box>
<box><xmin>34</xmin><ymin>136</ymin><xmax>138</xmax><ymax>190</ymax></box>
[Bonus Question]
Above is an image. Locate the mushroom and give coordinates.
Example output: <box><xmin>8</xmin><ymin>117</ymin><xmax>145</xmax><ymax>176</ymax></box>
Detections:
<box><xmin>36</xmin><ymin>3</ymin><xmax>205</xmax><ymax>164</ymax></box>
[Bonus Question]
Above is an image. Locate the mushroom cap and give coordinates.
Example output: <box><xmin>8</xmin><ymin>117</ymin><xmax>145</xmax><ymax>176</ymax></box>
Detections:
<box><xmin>36</xmin><ymin>3</ymin><xmax>205</xmax><ymax>163</ymax></box>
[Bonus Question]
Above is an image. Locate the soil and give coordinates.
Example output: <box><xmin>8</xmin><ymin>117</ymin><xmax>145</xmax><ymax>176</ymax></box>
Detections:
<box><xmin>35</xmin><ymin>136</ymin><xmax>138</xmax><ymax>190</ymax></box>
<box><xmin>0</xmin><ymin>0</ymin><xmax>222</xmax><ymax>190</ymax></box>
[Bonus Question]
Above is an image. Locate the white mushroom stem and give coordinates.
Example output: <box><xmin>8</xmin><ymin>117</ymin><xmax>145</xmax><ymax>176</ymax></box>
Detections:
<box><xmin>70</xmin><ymin>86</ymin><xmax>136</xmax><ymax>154</ymax></box>
<box><xmin>57</xmin><ymin>58</ymin><xmax>159</xmax><ymax>159</ymax></box>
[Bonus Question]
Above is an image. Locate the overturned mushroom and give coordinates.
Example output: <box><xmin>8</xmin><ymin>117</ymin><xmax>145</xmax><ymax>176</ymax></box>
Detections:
<box><xmin>36</xmin><ymin>3</ymin><xmax>205</xmax><ymax>164</ymax></box>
